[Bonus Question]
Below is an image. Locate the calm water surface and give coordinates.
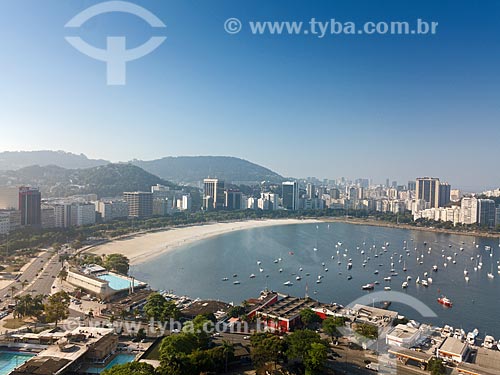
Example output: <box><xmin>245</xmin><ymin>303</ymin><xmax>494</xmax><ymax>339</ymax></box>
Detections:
<box><xmin>131</xmin><ymin>222</ymin><xmax>500</xmax><ymax>338</ymax></box>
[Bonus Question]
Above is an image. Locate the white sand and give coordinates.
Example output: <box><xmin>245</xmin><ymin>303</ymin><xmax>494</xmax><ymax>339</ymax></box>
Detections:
<box><xmin>89</xmin><ymin>219</ymin><xmax>318</xmax><ymax>265</ymax></box>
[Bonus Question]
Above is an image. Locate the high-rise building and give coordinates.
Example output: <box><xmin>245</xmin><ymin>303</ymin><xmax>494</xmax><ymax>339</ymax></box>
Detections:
<box><xmin>477</xmin><ymin>199</ymin><xmax>496</xmax><ymax>227</ymax></box>
<box><xmin>123</xmin><ymin>192</ymin><xmax>153</xmax><ymax>218</ymax></box>
<box><xmin>225</xmin><ymin>190</ymin><xmax>242</xmax><ymax>210</ymax></box>
<box><xmin>460</xmin><ymin>197</ymin><xmax>478</xmax><ymax>225</ymax></box>
<box><xmin>181</xmin><ymin>195</ymin><xmax>192</xmax><ymax>211</ymax></box>
<box><xmin>19</xmin><ymin>187</ymin><xmax>41</xmax><ymax>226</ymax></box>
<box><xmin>407</xmin><ymin>181</ymin><xmax>416</xmax><ymax>191</ymax></box>
<box><xmin>438</xmin><ymin>183</ymin><xmax>451</xmax><ymax>207</ymax></box>
<box><xmin>0</xmin><ymin>187</ymin><xmax>20</xmax><ymax>210</ymax></box>
<box><xmin>203</xmin><ymin>178</ymin><xmax>225</xmax><ymax>210</ymax></box>
<box><xmin>450</xmin><ymin>189</ymin><xmax>462</xmax><ymax>202</ymax></box>
<box><xmin>416</xmin><ymin>177</ymin><xmax>440</xmax><ymax>209</ymax></box>
<box><xmin>306</xmin><ymin>183</ymin><xmax>316</xmax><ymax>199</ymax></box>
<box><xmin>282</xmin><ymin>181</ymin><xmax>299</xmax><ymax>211</ymax></box>
<box><xmin>41</xmin><ymin>206</ymin><xmax>56</xmax><ymax>229</ymax></box>
<box><xmin>329</xmin><ymin>188</ymin><xmax>340</xmax><ymax>199</ymax></box>
<box><xmin>95</xmin><ymin>200</ymin><xmax>129</xmax><ymax>222</ymax></box>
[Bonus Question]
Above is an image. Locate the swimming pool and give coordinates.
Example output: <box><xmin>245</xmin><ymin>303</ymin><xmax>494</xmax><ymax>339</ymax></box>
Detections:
<box><xmin>85</xmin><ymin>354</ymin><xmax>136</xmax><ymax>374</ymax></box>
<box><xmin>97</xmin><ymin>273</ymin><xmax>140</xmax><ymax>291</ymax></box>
<box><xmin>0</xmin><ymin>351</ymin><xmax>35</xmax><ymax>375</ymax></box>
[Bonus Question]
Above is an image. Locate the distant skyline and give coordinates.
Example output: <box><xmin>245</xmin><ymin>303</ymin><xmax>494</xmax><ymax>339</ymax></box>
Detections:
<box><xmin>0</xmin><ymin>1</ymin><xmax>499</xmax><ymax>191</ymax></box>
<box><xmin>0</xmin><ymin>149</ymin><xmax>495</xmax><ymax>192</ymax></box>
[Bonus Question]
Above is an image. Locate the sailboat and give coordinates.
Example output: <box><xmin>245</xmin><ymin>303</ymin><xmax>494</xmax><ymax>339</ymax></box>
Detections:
<box><xmin>488</xmin><ymin>263</ymin><xmax>495</xmax><ymax>279</ymax></box>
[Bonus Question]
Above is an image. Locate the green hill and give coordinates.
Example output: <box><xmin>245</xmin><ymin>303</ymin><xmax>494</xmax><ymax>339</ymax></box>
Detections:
<box><xmin>133</xmin><ymin>156</ymin><xmax>284</xmax><ymax>185</ymax></box>
<box><xmin>0</xmin><ymin>163</ymin><xmax>177</xmax><ymax>198</ymax></box>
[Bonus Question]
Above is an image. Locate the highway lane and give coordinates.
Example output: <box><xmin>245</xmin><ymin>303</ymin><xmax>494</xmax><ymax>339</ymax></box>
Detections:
<box><xmin>0</xmin><ymin>251</ymin><xmax>64</xmax><ymax>313</ymax></box>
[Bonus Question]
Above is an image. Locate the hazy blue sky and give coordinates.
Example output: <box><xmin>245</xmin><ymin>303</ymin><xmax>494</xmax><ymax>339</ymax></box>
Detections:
<box><xmin>0</xmin><ymin>1</ymin><xmax>499</xmax><ymax>189</ymax></box>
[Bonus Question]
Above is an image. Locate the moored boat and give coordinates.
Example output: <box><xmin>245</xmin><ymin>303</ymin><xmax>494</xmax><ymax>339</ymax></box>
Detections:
<box><xmin>438</xmin><ymin>296</ymin><xmax>453</xmax><ymax>307</ymax></box>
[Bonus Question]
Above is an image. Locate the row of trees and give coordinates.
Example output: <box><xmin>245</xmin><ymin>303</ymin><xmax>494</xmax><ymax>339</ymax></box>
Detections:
<box><xmin>3</xmin><ymin>204</ymin><xmax>498</xmax><ymax>261</ymax></box>
<box><xmin>75</xmin><ymin>253</ymin><xmax>130</xmax><ymax>275</ymax></box>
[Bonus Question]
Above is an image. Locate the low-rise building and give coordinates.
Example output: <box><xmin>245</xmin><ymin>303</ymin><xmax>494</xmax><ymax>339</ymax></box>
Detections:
<box><xmin>10</xmin><ymin>327</ymin><xmax>118</xmax><ymax>375</ymax></box>
<box><xmin>437</xmin><ymin>337</ymin><xmax>469</xmax><ymax>363</ymax></box>
<box><xmin>386</xmin><ymin>324</ymin><xmax>422</xmax><ymax>348</ymax></box>
<box><xmin>66</xmin><ymin>269</ymin><xmax>146</xmax><ymax>301</ymax></box>
<box><xmin>256</xmin><ymin>296</ymin><xmax>320</xmax><ymax>332</ymax></box>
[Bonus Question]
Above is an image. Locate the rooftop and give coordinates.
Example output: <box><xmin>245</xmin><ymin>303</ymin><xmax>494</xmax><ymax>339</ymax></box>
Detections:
<box><xmin>387</xmin><ymin>324</ymin><xmax>420</xmax><ymax>339</ymax></box>
<box><xmin>258</xmin><ymin>296</ymin><xmax>319</xmax><ymax>320</ymax></box>
<box><xmin>438</xmin><ymin>337</ymin><xmax>468</xmax><ymax>355</ymax></box>
<box><xmin>181</xmin><ymin>300</ymin><xmax>232</xmax><ymax>318</ymax></box>
<box><xmin>475</xmin><ymin>347</ymin><xmax>500</xmax><ymax>370</ymax></box>
<box><xmin>10</xmin><ymin>356</ymin><xmax>71</xmax><ymax>375</ymax></box>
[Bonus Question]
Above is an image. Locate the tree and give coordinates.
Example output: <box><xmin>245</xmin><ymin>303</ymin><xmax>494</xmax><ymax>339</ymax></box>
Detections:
<box><xmin>286</xmin><ymin>330</ymin><xmax>328</xmax><ymax>374</ymax></box>
<box><xmin>9</xmin><ymin>285</ymin><xmax>17</xmax><ymax>299</ymax></box>
<box><xmin>250</xmin><ymin>333</ymin><xmax>284</xmax><ymax>371</ymax></box>
<box><xmin>104</xmin><ymin>253</ymin><xmax>130</xmax><ymax>275</ymax></box>
<box><xmin>220</xmin><ymin>340</ymin><xmax>234</xmax><ymax>373</ymax></box>
<box><xmin>102</xmin><ymin>362</ymin><xmax>155</xmax><ymax>375</ymax></box>
<box><xmin>44</xmin><ymin>291</ymin><xmax>70</xmax><ymax>326</ymax></box>
<box><xmin>354</xmin><ymin>323</ymin><xmax>378</xmax><ymax>340</ymax></box>
<box><xmin>228</xmin><ymin>305</ymin><xmax>246</xmax><ymax>318</ymax></box>
<box><xmin>58</xmin><ymin>269</ymin><xmax>68</xmax><ymax>282</ymax></box>
<box><xmin>303</xmin><ymin>342</ymin><xmax>328</xmax><ymax>375</ymax></box>
<box><xmin>300</xmin><ymin>308</ymin><xmax>321</xmax><ymax>328</ymax></box>
<box><xmin>322</xmin><ymin>316</ymin><xmax>346</xmax><ymax>341</ymax></box>
<box><xmin>143</xmin><ymin>293</ymin><xmax>180</xmax><ymax>322</ymax></box>
<box><xmin>286</xmin><ymin>329</ymin><xmax>325</xmax><ymax>362</ymax></box>
<box><xmin>428</xmin><ymin>358</ymin><xmax>446</xmax><ymax>375</ymax></box>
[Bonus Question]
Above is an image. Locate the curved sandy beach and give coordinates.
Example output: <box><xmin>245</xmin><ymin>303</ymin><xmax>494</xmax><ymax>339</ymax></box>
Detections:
<box><xmin>89</xmin><ymin>219</ymin><xmax>319</xmax><ymax>265</ymax></box>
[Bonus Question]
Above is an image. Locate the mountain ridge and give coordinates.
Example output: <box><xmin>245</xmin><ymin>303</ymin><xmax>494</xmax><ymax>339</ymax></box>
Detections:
<box><xmin>0</xmin><ymin>163</ymin><xmax>176</xmax><ymax>198</ymax></box>
<box><xmin>0</xmin><ymin>151</ymin><xmax>285</xmax><ymax>185</ymax></box>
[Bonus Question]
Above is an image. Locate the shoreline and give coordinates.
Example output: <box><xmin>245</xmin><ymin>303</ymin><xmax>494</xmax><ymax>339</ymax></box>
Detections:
<box><xmin>322</xmin><ymin>217</ymin><xmax>500</xmax><ymax>239</ymax></box>
<box><xmin>88</xmin><ymin>216</ymin><xmax>500</xmax><ymax>267</ymax></box>
<box><xmin>89</xmin><ymin>219</ymin><xmax>320</xmax><ymax>266</ymax></box>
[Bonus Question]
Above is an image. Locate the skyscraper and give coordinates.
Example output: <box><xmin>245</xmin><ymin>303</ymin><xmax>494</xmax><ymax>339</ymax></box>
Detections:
<box><xmin>123</xmin><ymin>192</ymin><xmax>153</xmax><ymax>218</ymax></box>
<box><xmin>18</xmin><ymin>187</ymin><xmax>41</xmax><ymax>226</ymax></box>
<box><xmin>477</xmin><ymin>199</ymin><xmax>496</xmax><ymax>227</ymax></box>
<box><xmin>203</xmin><ymin>178</ymin><xmax>225</xmax><ymax>210</ymax></box>
<box><xmin>460</xmin><ymin>197</ymin><xmax>478</xmax><ymax>225</ymax></box>
<box><xmin>416</xmin><ymin>177</ymin><xmax>440</xmax><ymax>208</ymax></box>
<box><xmin>0</xmin><ymin>186</ymin><xmax>20</xmax><ymax>210</ymax></box>
<box><xmin>306</xmin><ymin>183</ymin><xmax>316</xmax><ymax>199</ymax></box>
<box><xmin>282</xmin><ymin>181</ymin><xmax>299</xmax><ymax>211</ymax></box>
<box><xmin>225</xmin><ymin>190</ymin><xmax>242</xmax><ymax>210</ymax></box>
<box><xmin>438</xmin><ymin>183</ymin><xmax>451</xmax><ymax>207</ymax></box>
<box><xmin>407</xmin><ymin>181</ymin><xmax>416</xmax><ymax>191</ymax></box>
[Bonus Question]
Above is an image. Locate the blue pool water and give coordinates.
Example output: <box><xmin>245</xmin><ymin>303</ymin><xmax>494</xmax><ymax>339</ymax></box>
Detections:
<box><xmin>86</xmin><ymin>354</ymin><xmax>136</xmax><ymax>374</ymax></box>
<box><xmin>97</xmin><ymin>273</ymin><xmax>140</xmax><ymax>291</ymax></box>
<box><xmin>0</xmin><ymin>352</ymin><xmax>35</xmax><ymax>375</ymax></box>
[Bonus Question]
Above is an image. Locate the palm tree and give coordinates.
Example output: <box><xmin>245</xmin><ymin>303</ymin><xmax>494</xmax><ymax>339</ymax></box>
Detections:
<box><xmin>221</xmin><ymin>340</ymin><xmax>234</xmax><ymax>373</ymax></box>
<box><xmin>9</xmin><ymin>285</ymin><xmax>17</xmax><ymax>300</ymax></box>
<box><xmin>58</xmin><ymin>269</ymin><xmax>68</xmax><ymax>282</ymax></box>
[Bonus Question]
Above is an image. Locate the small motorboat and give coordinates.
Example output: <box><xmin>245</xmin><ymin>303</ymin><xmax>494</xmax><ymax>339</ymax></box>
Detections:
<box><xmin>438</xmin><ymin>296</ymin><xmax>452</xmax><ymax>307</ymax></box>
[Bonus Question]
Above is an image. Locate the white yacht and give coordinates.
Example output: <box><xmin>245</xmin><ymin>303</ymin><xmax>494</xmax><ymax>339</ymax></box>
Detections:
<box><xmin>283</xmin><ymin>281</ymin><xmax>293</xmax><ymax>286</ymax></box>
<box><xmin>483</xmin><ymin>335</ymin><xmax>496</xmax><ymax>349</ymax></box>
